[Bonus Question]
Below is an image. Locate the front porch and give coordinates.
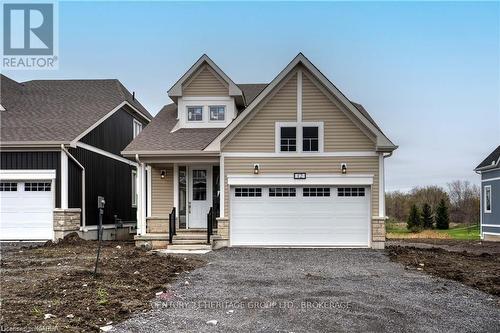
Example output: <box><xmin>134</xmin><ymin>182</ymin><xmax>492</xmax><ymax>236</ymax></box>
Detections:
<box><xmin>134</xmin><ymin>158</ymin><xmax>227</xmax><ymax>250</ymax></box>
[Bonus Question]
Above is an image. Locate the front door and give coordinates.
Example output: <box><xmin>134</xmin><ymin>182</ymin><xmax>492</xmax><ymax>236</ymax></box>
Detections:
<box><xmin>188</xmin><ymin>166</ymin><xmax>211</xmax><ymax>228</ymax></box>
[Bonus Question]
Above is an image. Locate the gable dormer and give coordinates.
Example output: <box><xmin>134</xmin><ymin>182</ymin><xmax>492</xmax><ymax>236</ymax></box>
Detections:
<box><xmin>168</xmin><ymin>55</ymin><xmax>244</xmax><ymax>129</ymax></box>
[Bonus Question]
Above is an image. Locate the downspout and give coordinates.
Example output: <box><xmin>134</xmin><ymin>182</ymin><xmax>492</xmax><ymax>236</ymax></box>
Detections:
<box><xmin>61</xmin><ymin>144</ymin><xmax>86</xmax><ymax>228</ymax></box>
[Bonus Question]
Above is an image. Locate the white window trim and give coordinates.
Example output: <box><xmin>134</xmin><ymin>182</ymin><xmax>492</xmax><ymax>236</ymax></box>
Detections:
<box><xmin>132</xmin><ymin>170</ymin><xmax>138</xmax><ymax>207</ymax></box>
<box><xmin>133</xmin><ymin>119</ymin><xmax>143</xmax><ymax>138</ymax></box>
<box><xmin>484</xmin><ymin>185</ymin><xmax>492</xmax><ymax>213</ymax></box>
<box><xmin>209</xmin><ymin>105</ymin><xmax>226</xmax><ymax>122</ymax></box>
<box><xmin>275</xmin><ymin>121</ymin><xmax>324</xmax><ymax>154</ymax></box>
<box><xmin>187</xmin><ymin>105</ymin><xmax>204</xmax><ymax>122</ymax></box>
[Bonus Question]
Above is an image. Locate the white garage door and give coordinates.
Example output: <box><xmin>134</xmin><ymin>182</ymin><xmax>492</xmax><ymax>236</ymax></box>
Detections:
<box><xmin>231</xmin><ymin>186</ymin><xmax>370</xmax><ymax>247</ymax></box>
<box><xmin>0</xmin><ymin>180</ymin><xmax>54</xmax><ymax>240</ymax></box>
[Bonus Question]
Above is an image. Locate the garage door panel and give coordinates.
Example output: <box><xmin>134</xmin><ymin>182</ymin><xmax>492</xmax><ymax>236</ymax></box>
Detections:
<box><xmin>231</xmin><ymin>186</ymin><xmax>370</xmax><ymax>247</ymax></box>
<box><xmin>0</xmin><ymin>180</ymin><xmax>54</xmax><ymax>240</ymax></box>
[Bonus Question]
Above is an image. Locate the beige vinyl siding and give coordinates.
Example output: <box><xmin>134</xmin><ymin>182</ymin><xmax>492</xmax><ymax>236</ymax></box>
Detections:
<box><xmin>302</xmin><ymin>72</ymin><xmax>374</xmax><ymax>151</ymax></box>
<box><xmin>223</xmin><ymin>72</ymin><xmax>298</xmax><ymax>152</ymax></box>
<box><xmin>223</xmin><ymin>156</ymin><xmax>379</xmax><ymax>218</ymax></box>
<box><xmin>183</xmin><ymin>65</ymin><xmax>229</xmax><ymax>96</ymax></box>
<box><xmin>151</xmin><ymin>166</ymin><xmax>173</xmax><ymax>217</ymax></box>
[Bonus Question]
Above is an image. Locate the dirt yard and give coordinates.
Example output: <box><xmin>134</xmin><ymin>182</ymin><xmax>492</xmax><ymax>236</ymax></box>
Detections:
<box><xmin>0</xmin><ymin>234</ymin><xmax>204</xmax><ymax>332</ymax></box>
<box><xmin>387</xmin><ymin>240</ymin><xmax>500</xmax><ymax>297</ymax></box>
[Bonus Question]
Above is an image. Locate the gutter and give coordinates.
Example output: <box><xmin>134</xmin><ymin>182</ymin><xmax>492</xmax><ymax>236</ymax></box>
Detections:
<box><xmin>61</xmin><ymin>144</ymin><xmax>86</xmax><ymax>228</ymax></box>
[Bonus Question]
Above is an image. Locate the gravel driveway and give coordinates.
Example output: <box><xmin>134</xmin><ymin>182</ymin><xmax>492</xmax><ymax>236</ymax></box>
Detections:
<box><xmin>115</xmin><ymin>248</ymin><xmax>500</xmax><ymax>333</ymax></box>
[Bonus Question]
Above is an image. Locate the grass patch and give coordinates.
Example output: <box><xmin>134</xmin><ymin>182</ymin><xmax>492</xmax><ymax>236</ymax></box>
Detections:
<box><xmin>386</xmin><ymin>222</ymin><xmax>480</xmax><ymax>240</ymax></box>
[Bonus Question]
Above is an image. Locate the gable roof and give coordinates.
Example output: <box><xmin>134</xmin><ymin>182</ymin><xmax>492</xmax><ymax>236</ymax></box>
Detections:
<box><xmin>475</xmin><ymin>145</ymin><xmax>500</xmax><ymax>171</ymax></box>
<box><xmin>205</xmin><ymin>53</ymin><xmax>397</xmax><ymax>152</ymax></box>
<box><xmin>0</xmin><ymin>75</ymin><xmax>151</xmax><ymax>146</ymax></box>
<box><xmin>168</xmin><ymin>54</ymin><xmax>243</xmax><ymax>102</ymax></box>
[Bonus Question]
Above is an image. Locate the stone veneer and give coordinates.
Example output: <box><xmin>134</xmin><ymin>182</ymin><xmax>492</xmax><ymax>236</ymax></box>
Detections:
<box><xmin>371</xmin><ymin>217</ymin><xmax>386</xmax><ymax>249</ymax></box>
<box><xmin>53</xmin><ymin>208</ymin><xmax>81</xmax><ymax>240</ymax></box>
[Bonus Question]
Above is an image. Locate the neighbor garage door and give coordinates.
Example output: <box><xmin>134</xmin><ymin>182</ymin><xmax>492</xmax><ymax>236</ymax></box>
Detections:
<box><xmin>0</xmin><ymin>180</ymin><xmax>54</xmax><ymax>240</ymax></box>
<box><xmin>230</xmin><ymin>186</ymin><xmax>370</xmax><ymax>247</ymax></box>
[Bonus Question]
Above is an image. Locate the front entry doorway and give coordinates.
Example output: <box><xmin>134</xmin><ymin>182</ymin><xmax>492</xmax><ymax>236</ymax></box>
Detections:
<box><xmin>187</xmin><ymin>166</ymin><xmax>212</xmax><ymax>228</ymax></box>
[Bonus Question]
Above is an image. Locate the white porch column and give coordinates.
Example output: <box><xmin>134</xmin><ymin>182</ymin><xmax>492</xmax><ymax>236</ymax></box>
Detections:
<box><xmin>136</xmin><ymin>163</ymin><xmax>147</xmax><ymax>235</ymax></box>
<box><xmin>379</xmin><ymin>153</ymin><xmax>385</xmax><ymax>217</ymax></box>
<box><xmin>220</xmin><ymin>154</ymin><xmax>225</xmax><ymax>218</ymax></box>
<box><xmin>146</xmin><ymin>165</ymin><xmax>152</xmax><ymax>217</ymax></box>
<box><xmin>60</xmin><ymin>150</ymin><xmax>68</xmax><ymax>209</ymax></box>
<box><xmin>173</xmin><ymin>163</ymin><xmax>179</xmax><ymax>218</ymax></box>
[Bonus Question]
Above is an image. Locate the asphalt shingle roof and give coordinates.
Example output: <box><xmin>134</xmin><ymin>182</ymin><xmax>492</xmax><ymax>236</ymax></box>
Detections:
<box><xmin>123</xmin><ymin>104</ymin><xmax>224</xmax><ymax>152</ymax></box>
<box><xmin>0</xmin><ymin>75</ymin><xmax>151</xmax><ymax>143</ymax></box>
<box><xmin>476</xmin><ymin>145</ymin><xmax>500</xmax><ymax>170</ymax></box>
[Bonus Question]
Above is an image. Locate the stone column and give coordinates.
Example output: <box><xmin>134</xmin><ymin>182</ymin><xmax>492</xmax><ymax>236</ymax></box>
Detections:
<box><xmin>371</xmin><ymin>216</ymin><xmax>386</xmax><ymax>249</ymax></box>
<box><xmin>53</xmin><ymin>208</ymin><xmax>81</xmax><ymax>240</ymax></box>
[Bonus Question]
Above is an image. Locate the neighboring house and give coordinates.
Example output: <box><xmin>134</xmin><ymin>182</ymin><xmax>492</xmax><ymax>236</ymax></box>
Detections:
<box><xmin>475</xmin><ymin>145</ymin><xmax>500</xmax><ymax>241</ymax></box>
<box><xmin>123</xmin><ymin>53</ymin><xmax>397</xmax><ymax>250</ymax></box>
<box><xmin>0</xmin><ymin>75</ymin><xmax>152</xmax><ymax>241</ymax></box>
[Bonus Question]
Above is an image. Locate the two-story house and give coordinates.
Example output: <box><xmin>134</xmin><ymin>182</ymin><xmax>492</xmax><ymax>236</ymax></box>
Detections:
<box><xmin>0</xmin><ymin>75</ymin><xmax>152</xmax><ymax>240</ymax></box>
<box><xmin>123</xmin><ymin>53</ymin><xmax>397</xmax><ymax>250</ymax></box>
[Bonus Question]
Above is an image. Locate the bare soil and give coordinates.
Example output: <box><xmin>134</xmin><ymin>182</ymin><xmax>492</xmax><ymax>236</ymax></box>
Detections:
<box><xmin>386</xmin><ymin>243</ymin><xmax>500</xmax><ymax>297</ymax></box>
<box><xmin>0</xmin><ymin>234</ymin><xmax>204</xmax><ymax>332</ymax></box>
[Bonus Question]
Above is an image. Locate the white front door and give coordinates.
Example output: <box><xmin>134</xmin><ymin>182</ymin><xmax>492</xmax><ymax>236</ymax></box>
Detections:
<box><xmin>0</xmin><ymin>180</ymin><xmax>54</xmax><ymax>240</ymax></box>
<box><xmin>188</xmin><ymin>166</ymin><xmax>212</xmax><ymax>228</ymax></box>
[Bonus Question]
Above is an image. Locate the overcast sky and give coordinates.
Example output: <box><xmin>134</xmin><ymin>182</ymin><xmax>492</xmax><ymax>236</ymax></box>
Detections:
<box><xmin>4</xmin><ymin>1</ymin><xmax>499</xmax><ymax>192</ymax></box>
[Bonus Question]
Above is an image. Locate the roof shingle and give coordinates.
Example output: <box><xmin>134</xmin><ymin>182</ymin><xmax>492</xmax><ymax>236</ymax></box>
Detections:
<box><xmin>0</xmin><ymin>75</ymin><xmax>151</xmax><ymax>143</ymax></box>
<box><xmin>476</xmin><ymin>145</ymin><xmax>500</xmax><ymax>170</ymax></box>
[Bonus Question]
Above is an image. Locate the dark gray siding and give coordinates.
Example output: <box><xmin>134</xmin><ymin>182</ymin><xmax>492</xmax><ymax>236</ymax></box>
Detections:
<box><xmin>481</xmin><ymin>168</ymin><xmax>500</xmax><ymax>235</ymax></box>
<box><xmin>80</xmin><ymin>107</ymin><xmax>147</xmax><ymax>156</ymax></box>
<box><xmin>68</xmin><ymin>147</ymin><xmax>136</xmax><ymax>226</ymax></box>
<box><xmin>0</xmin><ymin>151</ymin><xmax>61</xmax><ymax>207</ymax></box>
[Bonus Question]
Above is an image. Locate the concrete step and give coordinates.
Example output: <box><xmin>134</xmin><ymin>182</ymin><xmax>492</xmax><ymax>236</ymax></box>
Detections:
<box><xmin>172</xmin><ymin>239</ymin><xmax>210</xmax><ymax>245</ymax></box>
<box><xmin>173</xmin><ymin>234</ymin><xmax>209</xmax><ymax>240</ymax></box>
<box><xmin>166</xmin><ymin>244</ymin><xmax>212</xmax><ymax>250</ymax></box>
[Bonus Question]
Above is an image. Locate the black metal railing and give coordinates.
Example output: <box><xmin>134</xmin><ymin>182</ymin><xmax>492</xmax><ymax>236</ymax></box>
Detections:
<box><xmin>168</xmin><ymin>207</ymin><xmax>176</xmax><ymax>244</ymax></box>
<box><xmin>207</xmin><ymin>207</ymin><xmax>214</xmax><ymax>244</ymax></box>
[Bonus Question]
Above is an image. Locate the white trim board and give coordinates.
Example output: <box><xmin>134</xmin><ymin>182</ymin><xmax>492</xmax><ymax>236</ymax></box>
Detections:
<box><xmin>76</xmin><ymin>142</ymin><xmax>138</xmax><ymax>166</ymax></box>
<box><xmin>0</xmin><ymin>169</ymin><xmax>56</xmax><ymax>180</ymax></box>
<box><xmin>483</xmin><ymin>232</ymin><xmax>500</xmax><ymax>236</ymax></box>
<box><xmin>227</xmin><ymin>173</ymin><xmax>374</xmax><ymax>186</ymax></box>
<box><xmin>70</xmin><ymin>101</ymin><xmax>150</xmax><ymax>147</ymax></box>
<box><xmin>222</xmin><ymin>151</ymin><xmax>377</xmax><ymax>158</ymax></box>
<box><xmin>482</xmin><ymin>224</ymin><xmax>500</xmax><ymax>228</ymax></box>
<box><xmin>482</xmin><ymin>176</ymin><xmax>500</xmax><ymax>182</ymax></box>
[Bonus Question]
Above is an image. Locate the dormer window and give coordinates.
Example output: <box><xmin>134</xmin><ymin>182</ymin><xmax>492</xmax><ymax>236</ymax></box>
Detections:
<box><xmin>133</xmin><ymin>119</ymin><xmax>143</xmax><ymax>138</ymax></box>
<box><xmin>209</xmin><ymin>106</ymin><xmax>225</xmax><ymax>121</ymax></box>
<box><xmin>187</xmin><ymin>106</ymin><xmax>203</xmax><ymax>121</ymax></box>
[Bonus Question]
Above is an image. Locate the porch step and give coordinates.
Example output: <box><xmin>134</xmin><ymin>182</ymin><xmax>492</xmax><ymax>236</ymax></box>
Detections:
<box><xmin>166</xmin><ymin>244</ymin><xmax>212</xmax><ymax>250</ymax></box>
<box><xmin>173</xmin><ymin>234</ymin><xmax>208</xmax><ymax>241</ymax></box>
<box><xmin>172</xmin><ymin>239</ymin><xmax>210</xmax><ymax>245</ymax></box>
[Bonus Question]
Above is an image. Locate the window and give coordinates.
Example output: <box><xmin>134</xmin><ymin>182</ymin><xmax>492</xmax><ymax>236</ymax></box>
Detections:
<box><xmin>303</xmin><ymin>127</ymin><xmax>319</xmax><ymax>152</ymax></box>
<box><xmin>235</xmin><ymin>187</ymin><xmax>262</xmax><ymax>197</ymax></box>
<box><xmin>338</xmin><ymin>187</ymin><xmax>365</xmax><ymax>197</ymax></box>
<box><xmin>209</xmin><ymin>106</ymin><xmax>225</xmax><ymax>121</ymax></box>
<box><xmin>0</xmin><ymin>182</ymin><xmax>17</xmax><ymax>191</ymax></box>
<box><xmin>485</xmin><ymin>185</ymin><xmax>492</xmax><ymax>213</ymax></box>
<box><xmin>192</xmin><ymin>169</ymin><xmax>207</xmax><ymax>200</ymax></box>
<box><xmin>187</xmin><ymin>106</ymin><xmax>203</xmax><ymax>121</ymax></box>
<box><xmin>280</xmin><ymin>127</ymin><xmax>296</xmax><ymax>152</ymax></box>
<box><xmin>131</xmin><ymin>170</ymin><xmax>137</xmax><ymax>207</ymax></box>
<box><xmin>269</xmin><ymin>187</ymin><xmax>296</xmax><ymax>197</ymax></box>
<box><xmin>303</xmin><ymin>187</ymin><xmax>330</xmax><ymax>197</ymax></box>
<box><xmin>133</xmin><ymin>119</ymin><xmax>143</xmax><ymax>138</ymax></box>
<box><xmin>24</xmin><ymin>182</ymin><xmax>51</xmax><ymax>191</ymax></box>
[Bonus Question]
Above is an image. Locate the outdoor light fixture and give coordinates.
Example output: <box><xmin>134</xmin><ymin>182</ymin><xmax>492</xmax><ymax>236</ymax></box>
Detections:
<box><xmin>160</xmin><ymin>170</ymin><xmax>166</xmax><ymax>179</ymax></box>
<box><xmin>341</xmin><ymin>163</ymin><xmax>347</xmax><ymax>174</ymax></box>
<box><xmin>253</xmin><ymin>164</ymin><xmax>260</xmax><ymax>175</ymax></box>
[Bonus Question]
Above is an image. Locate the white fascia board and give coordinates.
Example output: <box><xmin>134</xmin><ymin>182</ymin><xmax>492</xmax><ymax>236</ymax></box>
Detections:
<box><xmin>482</xmin><ymin>176</ymin><xmax>500</xmax><ymax>182</ymax></box>
<box><xmin>77</xmin><ymin>142</ymin><xmax>138</xmax><ymax>166</ymax></box>
<box><xmin>204</xmin><ymin>53</ymin><xmax>397</xmax><ymax>153</ymax></box>
<box><xmin>167</xmin><ymin>54</ymin><xmax>242</xmax><ymax>97</ymax></box>
<box><xmin>70</xmin><ymin>101</ymin><xmax>150</xmax><ymax>148</ymax></box>
<box><xmin>0</xmin><ymin>169</ymin><xmax>56</xmax><ymax>180</ymax></box>
<box><xmin>0</xmin><ymin>141</ymin><xmax>68</xmax><ymax>148</ymax></box>
<box><xmin>121</xmin><ymin>150</ymin><xmax>220</xmax><ymax>157</ymax></box>
<box><xmin>227</xmin><ymin>173</ymin><xmax>374</xmax><ymax>186</ymax></box>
